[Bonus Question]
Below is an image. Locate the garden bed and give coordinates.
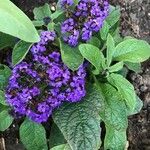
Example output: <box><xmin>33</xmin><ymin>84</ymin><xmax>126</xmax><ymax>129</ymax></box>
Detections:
<box><xmin>0</xmin><ymin>0</ymin><xmax>150</xmax><ymax>150</ymax></box>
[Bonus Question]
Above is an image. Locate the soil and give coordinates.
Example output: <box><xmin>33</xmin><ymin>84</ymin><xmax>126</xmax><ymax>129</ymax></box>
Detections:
<box><xmin>0</xmin><ymin>0</ymin><xmax>150</xmax><ymax>150</ymax></box>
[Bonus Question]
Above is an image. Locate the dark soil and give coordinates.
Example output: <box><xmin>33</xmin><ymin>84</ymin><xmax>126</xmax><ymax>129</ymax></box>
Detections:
<box><xmin>0</xmin><ymin>0</ymin><xmax>150</xmax><ymax>150</ymax></box>
<box><xmin>110</xmin><ymin>0</ymin><xmax>150</xmax><ymax>149</ymax></box>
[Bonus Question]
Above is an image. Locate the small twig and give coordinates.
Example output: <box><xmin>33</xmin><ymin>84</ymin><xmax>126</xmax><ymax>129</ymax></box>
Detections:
<box><xmin>0</xmin><ymin>138</ymin><xmax>6</xmax><ymax>150</ymax></box>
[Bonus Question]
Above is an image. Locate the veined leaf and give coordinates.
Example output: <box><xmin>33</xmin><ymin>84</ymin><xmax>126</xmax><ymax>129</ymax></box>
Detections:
<box><xmin>0</xmin><ymin>90</ymin><xmax>7</xmax><ymax>106</ymax></box>
<box><xmin>79</xmin><ymin>44</ymin><xmax>105</xmax><ymax>74</ymax></box>
<box><xmin>49</xmin><ymin>123</ymin><xmax>71</xmax><ymax>150</ymax></box>
<box><xmin>20</xmin><ymin>119</ymin><xmax>48</xmax><ymax>150</ymax></box>
<box><xmin>100</xmin><ymin>21</ymin><xmax>110</xmax><ymax>40</ymax></box>
<box><xmin>0</xmin><ymin>108</ymin><xmax>13</xmax><ymax>131</ymax></box>
<box><xmin>53</xmin><ymin>85</ymin><xmax>103</xmax><ymax>150</ymax></box>
<box><xmin>50</xmin><ymin>144</ymin><xmax>71</xmax><ymax>150</ymax></box>
<box><xmin>12</xmin><ymin>40</ymin><xmax>33</xmax><ymax>66</ymax></box>
<box><xmin>0</xmin><ymin>65</ymin><xmax>11</xmax><ymax>90</ymax></box>
<box><xmin>99</xmin><ymin>83</ymin><xmax>128</xmax><ymax>130</ymax></box>
<box><xmin>59</xmin><ymin>39</ymin><xmax>83</xmax><ymax>71</ymax></box>
<box><xmin>104</xmin><ymin>126</ymin><xmax>127</xmax><ymax>150</ymax></box>
<box><xmin>113</xmin><ymin>39</ymin><xmax>150</xmax><ymax>63</ymax></box>
<box><xmin>0</xmin><ymin>0</ymin><xmax>40</xmax><ymax>42</ymax></box>
<box><xmin>107</xmin><ymin>73</ymin><xmax>136</xmax><ymax>111</ymax></box>
<box><xmin>106</xmin><ymin>6</ymin><xmax>121</xmax><ymax>27</ymax></box>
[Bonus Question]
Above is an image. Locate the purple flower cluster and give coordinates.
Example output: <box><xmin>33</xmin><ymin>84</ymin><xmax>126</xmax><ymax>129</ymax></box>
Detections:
<box><xmin>61</xmin><ymin>0</ymin><xmax>109</xmax><ymax>47</ymax></box>
<box><xmin>5</xmin><ymin>31</ymin><xmax>86</xmax><ymax>123</ymax></box>
<box><xmin>60</xmin><ymin>0</ymin><xmax>74</xmax><ymax>8</ymax></box>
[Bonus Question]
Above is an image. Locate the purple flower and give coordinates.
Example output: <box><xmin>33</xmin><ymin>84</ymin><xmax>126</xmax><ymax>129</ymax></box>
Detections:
<box><xmin>60</xmin><ymin>0</ymin><xmax>109</xmax><ymax>46</ymax></box>
<box><xmin>5</xmin><ymin>31</ymin><xmax>86</xmax><ymax>123</ymax></box>
<box><xmin>60</xmin><ymin>0</ymin><xmax>74</xmax><ymax>8</ymax></box>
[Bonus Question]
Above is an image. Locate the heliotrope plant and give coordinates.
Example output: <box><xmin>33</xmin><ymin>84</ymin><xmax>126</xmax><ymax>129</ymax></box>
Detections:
<box><xmin>0</xmin><ymin>0</ymin><xmax>150</xmax><ymax>150</ymax></box>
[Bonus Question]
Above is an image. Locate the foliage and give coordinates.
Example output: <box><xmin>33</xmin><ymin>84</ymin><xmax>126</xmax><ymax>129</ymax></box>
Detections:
<box><xmin>0</xmin><ymin>0</ymin><xmax>40</xmax><ymax>43</ymax></box>
<box><xmin>0</xmin><ymin>1</ymin><xmax>150</xmax><ymax>150</ymax></box>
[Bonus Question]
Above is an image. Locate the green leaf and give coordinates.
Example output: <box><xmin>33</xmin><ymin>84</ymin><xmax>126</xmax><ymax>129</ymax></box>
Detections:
<box><xmin>53</xmin><ymin>85</ymin><xmax>103</xmax><ymax>150</ymax></box>
<box><xmin>49</xmin><ymin>123</ymin><xmax>67</xmax><ymax>149</ymax></box>
<box><xmin>128</xmin><ymin>96</ymin><xmax>143</xmax><ymax>116</ymax></box>
<box><xmin>99</xmin><ymin>83</ymin><xmax>128</xmax><ymax>130</ymax></box>
<box><xmin>108</xmin><ymin>61</ymin><xmax>124</xmax><ymax>73</ymax></box>
<box><xmin>111</xmin><ymin>28</ymin><xmax>123</xmax><ymax>45</ymax></box>
<box><xmin>104</xmin><ymin>126</ymin><xmax>127</xmax><ymax>150</ymax></box>
<box><xmin>48</xmin><ymin>22</ymin><xmax>55</xmax><ymax>31</ymax></box>
<box><xmin>59</xmin><ymin>39</ymin><xmax>83</xmax><ymax>71</ymax></box>
<box><xmin>106</xmin><ymin>34</ymin><xmax>115</xmax><ymax>67</ymax></box>
<box><xmin>50</xmin><ymin>144</ymin><xmax>71</xmax><ymax>150</ymax></box>
<box><xmin>49</xmin><ymin>123</ymin><xmax>71</xmax><ymax>150</ymax></box>
<box><xmin>107</xmin><ymin>73</ymin><xmax>136</xmax><ymax>111</ymax></box>
<box><xmin>106</xmin><ymin>6</ymin><xmax>121</xmax><ymax>27</ymax></box>
<box><xmin>49</xmin><ymin>123</ymin><xmax>73</xmax><ymax>150</ymax></box>
<box><xmin>100</xmin><ymin>21</ymin><xmax>110</xmax><ymax>40</ymax></box>
<box><xmin>32</xmin><ymin>20</ymin><xmax>44</xmax><ymax>27</ymax></box>
<box><xmin>0</xmin><ymin>90</ymin><xmax>7</xmax><ymax>106</ymax></box>
<box><xmin>125</xmin><ymin>62</ymin><xmax>142</xmax><ymax>73</ymax></box>
<box><xmin>79</xmin><ymin>44</ymin><xmax>105</xmax><ymax>74</ymax></box>
<box><xmin>51</xmin><ymin>10</ymin><xmax>64</xmax><ymax>20</ymax></box>
<box><xmin>0</xmin><ymin>0</ymin><xmax>40</xmax><ymax>42</ymax></box>
<box><xmin>20</xmin><ymin>119</ymin><xmax>48</xmax><ymax>150</ymax></box>
<box><xmin>118</xmin><ymin>67</ymin><xmax>128</xmax><ymax>78</ymax></box>
<box><xmin>12</xmin><ymin>40</ymin><xmax>33</xmax><ymax>66</ymax></box>
<box><xmin>113</xmin><ymin>39</ymin><xmax>150</xmax><ymax>63</ymax></box>
<box><xmin>87</xmin><ymin>37</ymin><xmax>101</xmax><ymax>48</ymax></box>
<box><xmin>0</xmin><ymin>108</ymin><xmax>13</xmax><ymax>131</ymax></box>
<box><xmin>0</xmin><ymin>32</ymin><xmax>16</xmax><ymax>50</ymax></box>
<box><xmin>0</xmin><ymin>65</ymin><xmax>11</xmax><ymax>90</ymax></box>
<box><xmin>33</xmin><ymin>3</ymin><xmax>51</xmax><ymax>20</ymax></box>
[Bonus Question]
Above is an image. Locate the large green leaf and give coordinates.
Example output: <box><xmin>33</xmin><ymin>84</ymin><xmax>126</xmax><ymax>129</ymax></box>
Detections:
<box><xmin>20</xmin><ymin>119</ymin><xmax>48</xmax><ymax>150</ymax></box>
<box><xmin>0</xmin><ymin>108</ymin><xmax>13</xmax><ymax>131</ymax></box>
<box><xmin>107</xmin><ymin>73</ymin><xmax>136</xmax><ymax>111</ymax></box>
<box><xmin>104</xmin><ymin>126</ymin><xmax>127</xmax><ymax>150</ymax></box>
<box><xmin>12</xmin><ymin>40</ymin><xmax>33</xmax><ymax>66</ymax></box>
<box><xmin>53</xmin><ymin>85</ymin><xmax>103</xmax><ymax>150</ymax></box>
<box><xmin>113</xmin><ymin>39</ymin><xmax>150</xmax><ymax>63</ymax></box>
<box><xmin>0</xmin><ymin>0</ymin><xmax>40</xmax><ymax>42</ymax></box>
<box><xmin>59</xmin><ymin>39</ymin><xmax>83</xmax><ymax>71</ymax></box>
<box><xmin>79</xmin><ymin>44</ymin><xmax>105</xmax><ymax>74</ymax></box>
<box><xmin>99</xmin><ymin>83</ymin><xmax>128</xmax><ymax>130</ymax></box>
<box><xmin>0</xmin><ymin>64</ymin><xmax>11</xmax><ymax>90</ymax></box>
